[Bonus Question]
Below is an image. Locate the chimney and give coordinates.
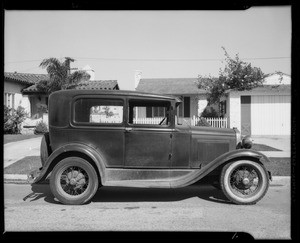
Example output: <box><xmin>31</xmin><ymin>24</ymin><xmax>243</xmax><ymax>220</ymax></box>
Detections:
<box><xmin>82</xmin><ymin>65</ymin><xmax>95</xmax><ymax>81</ymax></box>
<box><xmin>134</xmin><ymin>70</ymin><xmax>142</xmax><ymax>90</ymax></box>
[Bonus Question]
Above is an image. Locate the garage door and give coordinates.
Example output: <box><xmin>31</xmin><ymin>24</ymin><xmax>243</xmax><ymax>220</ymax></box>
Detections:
<box><xmin>251</xmin><ymin>95</ymin><xmax>291</xmax><ymax>135</ymax></box>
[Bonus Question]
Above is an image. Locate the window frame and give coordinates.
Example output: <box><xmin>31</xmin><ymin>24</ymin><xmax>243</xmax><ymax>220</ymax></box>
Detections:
<box><xmin>126</xmin><ymin>98</ymin><xmax>173</xmax><ymax>128</ymax></box>
<box><xmin>71</xmin><ymin>95</ymin><xmax>125</xmax><ymax>127</ymax></box>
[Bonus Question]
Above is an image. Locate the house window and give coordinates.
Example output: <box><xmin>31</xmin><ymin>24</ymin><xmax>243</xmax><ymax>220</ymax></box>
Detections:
<box><xmin>4</xmin><ymin>93</ymin><xmax>15</xmax><ymax>109</ymax></box>
<box><xmin>219</xmin><ymin>100</ymin><xmax>227</xmax><ymax>116</ymax></box>
<box><xmin>146</xmin><ymin>106</ymin><xmax>165</xmax><ymax>118</ymax></box>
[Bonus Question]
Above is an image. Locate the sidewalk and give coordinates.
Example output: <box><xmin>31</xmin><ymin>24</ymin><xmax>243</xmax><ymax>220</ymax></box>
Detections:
<box><xmin>4</xmin><ymin>137</ymin><xmax>42</xmax><ymax>168</ymax></box>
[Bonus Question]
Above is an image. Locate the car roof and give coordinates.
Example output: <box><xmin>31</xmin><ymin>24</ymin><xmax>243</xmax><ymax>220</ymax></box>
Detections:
<box><xmin>50</xmin><ymin>89</ymin><xmax>183</xmax><ymax>103</ymax></box>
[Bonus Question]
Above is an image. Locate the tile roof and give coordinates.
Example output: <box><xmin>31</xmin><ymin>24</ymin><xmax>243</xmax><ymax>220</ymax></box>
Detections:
<box><xmin>22</xmin><ymin>80</ymin><xmax>119</xmax><ymax>93</ymax></box>
<box><xmin>5</xmin><ymin>72</ymin><xmax>49</xmax><ymax>85</ymax></box>
<box><xmin>136</xmin><ymin>78</ymin><xmax>208</xmax><ymax>95</ymax></box>
<box><xmin>74</xmin><ymin>80</ymin><xmax>119</xmax><ymax>90</ymax></box>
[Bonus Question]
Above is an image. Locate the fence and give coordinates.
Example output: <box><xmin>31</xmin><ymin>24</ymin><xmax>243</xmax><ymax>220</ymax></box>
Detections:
<box><xmin>133</xmin><ymin>117</ymin><xmax>164</xmax><ymax>125</ymax></box>
<box><xmin>133</xmin><ymin>116</ymin><xmax>228</xmax><ymax>128</ymax></box>
<box><xmin>78</xmin><ymin>115</ymin><xmax>228</xmax><ymax>128</ymax></box>
<box><xmin>192</xmin><ymin>116</ymin><xmax>228</xmax><ymax>128</ymax></box>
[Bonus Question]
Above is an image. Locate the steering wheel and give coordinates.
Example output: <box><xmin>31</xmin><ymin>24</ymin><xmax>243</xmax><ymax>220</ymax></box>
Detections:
<box><xmin>159</xmin><ymin>117</ymin><xmax>167</xmax><ymax>125</ymax></box>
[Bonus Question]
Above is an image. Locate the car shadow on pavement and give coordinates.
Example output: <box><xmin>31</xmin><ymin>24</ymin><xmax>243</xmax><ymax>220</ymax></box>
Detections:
<box><xmin>23</xmin><ymin>183</ymin><xmax>60</xmax><ymax>205</ymax></box>
<box><xmin>23</xmin><ymin>181</ymin><xmax>233</xmax><ymax>205</ymax></box>
<box><xmin>91</xmin><ymin>182</ymin><xmax>234</xmax><ymax>205</ymax></box>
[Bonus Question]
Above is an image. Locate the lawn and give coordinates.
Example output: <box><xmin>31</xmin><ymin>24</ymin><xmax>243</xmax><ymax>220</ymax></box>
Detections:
<box><xmin>4</xmin><ymin>156</ymin><xmax>42</xmax><ymax>174</ymax></box>
<box><xmin>4</xmin><ymin>156</ymin><xmax>291</xmax><ymax>176</ymax></box>
<box><xmin>4</xmin><ymin>134</ymin><xmax>42</xmax><ymax>144</ymax></box>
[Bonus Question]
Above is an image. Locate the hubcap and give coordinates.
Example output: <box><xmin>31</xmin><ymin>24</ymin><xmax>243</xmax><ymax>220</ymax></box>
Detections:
<box><xmin>60</xmin><ymin>166</ymin><xmax>89</xmax><ymax>196</ymax></box>
<box><xmin>243</xmin><ymin>178</ymin><xmax>250</xmax><ymax>185</ymax></box>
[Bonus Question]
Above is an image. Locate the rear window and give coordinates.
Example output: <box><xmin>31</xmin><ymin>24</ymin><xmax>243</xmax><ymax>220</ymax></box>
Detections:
<box><xmin>74</xmin><ymin>98</ymin><xmax>124</xmax><ymax>124</ymax></box>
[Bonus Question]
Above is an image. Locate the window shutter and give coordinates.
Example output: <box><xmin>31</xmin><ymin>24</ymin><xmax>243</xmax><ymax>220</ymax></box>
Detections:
<box><xmin>146</xmin><ymin>106</ymin><xmax>152</xmax><ymax>118</ymax></box>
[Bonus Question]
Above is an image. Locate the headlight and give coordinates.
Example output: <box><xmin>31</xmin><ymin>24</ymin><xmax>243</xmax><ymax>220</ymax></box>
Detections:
<box><xmin>242</xmin><ymin>135</ymin><xmax>253</xmax><ymax>149</ymax></box>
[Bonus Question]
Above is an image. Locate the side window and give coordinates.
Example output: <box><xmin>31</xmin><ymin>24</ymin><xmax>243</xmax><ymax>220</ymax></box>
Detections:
<box><xmin>128</xmin><ymin>99</ymin><xmax>171</xmax><ymax>126</ymax></box>
<box><xmin>74</xmin><ymin>98</ymin><xmax>123</xmax><ymax>124</ymax></box>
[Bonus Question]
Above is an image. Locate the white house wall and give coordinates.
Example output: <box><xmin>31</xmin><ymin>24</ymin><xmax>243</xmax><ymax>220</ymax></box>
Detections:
<box><xmin>228</xmin><ymin>92</ymin><xmax>241</xmax><ymax>131</ymax></box>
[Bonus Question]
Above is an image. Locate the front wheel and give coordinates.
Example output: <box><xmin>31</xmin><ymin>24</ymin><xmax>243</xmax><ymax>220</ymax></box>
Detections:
<box><xmin>50</xmin><ymin>157</ymin><xmax>99</xmax><ymax>205</ymax></box>
<box><xmin>220</xmin><ymin>160</ymin><xmax>269</xmax><ymax>205</ymax></box>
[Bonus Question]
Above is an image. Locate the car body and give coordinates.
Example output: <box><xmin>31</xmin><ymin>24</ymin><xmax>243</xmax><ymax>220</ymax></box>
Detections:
<box><xmin>28</xmin><ymin>89</ymin><xmax>272</xmax><ymax>205</ymax></box>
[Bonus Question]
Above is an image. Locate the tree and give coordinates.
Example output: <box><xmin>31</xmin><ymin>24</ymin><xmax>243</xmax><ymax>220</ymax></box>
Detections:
<box><xmin>197</xmin><ymin>47</ymin><xmax>265</xmax><ymax>105</ymax></box>
<box><xmin>36</xmin><ymin>57</ymin><xmax>90</xmax><ymax>94</ymax></box>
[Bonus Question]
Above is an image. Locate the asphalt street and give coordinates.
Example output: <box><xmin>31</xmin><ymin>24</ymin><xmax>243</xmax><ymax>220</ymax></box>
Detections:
<box><xmin>4</xmin><ymin>177</ymin><xmax>290</xmax><ymax>239</ymax></box>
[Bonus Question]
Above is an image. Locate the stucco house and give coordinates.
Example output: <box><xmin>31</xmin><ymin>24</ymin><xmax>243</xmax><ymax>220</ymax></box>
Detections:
<box><xmin>221</xmin><ymin>73</ymin><xmax>291</xmax><ymax>136</ymax></box>
<box><xmin>4</xmin><ymin>72</ymin><xmax>49</xmax><ymax>117</ymax></box>
<box><xmin>135</xmin><ymin>77</ymin><xmax>213</xmax><ymax>120</ymax></box>
<box><xmin>4</xmin><ymin>71</ymin><xmax>119</xmax><ymax>119</ymax></box>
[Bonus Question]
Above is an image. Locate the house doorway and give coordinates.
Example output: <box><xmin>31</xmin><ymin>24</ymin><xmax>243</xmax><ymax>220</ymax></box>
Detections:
<box><xmin>183</xmin><ymin>96</ymin><xmax>190</xmax><ymax>118</ymax></box>
<box><xmin>241</xmin><ymin>96</ymin><xmax>251</xmax><ymax>136</ymax></box>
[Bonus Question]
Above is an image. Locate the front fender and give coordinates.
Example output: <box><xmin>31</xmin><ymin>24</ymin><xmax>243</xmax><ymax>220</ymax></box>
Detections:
<box><xmin>217</xmin><ymin>149</ymin><xmax>272</xmax><ymax>178</ymax></box>
<box><xmin>203</xmin><ymin>149</ymin><xmax>272</xmax><ymax>180</ymax></box>
<box><xmin>29</xmin><ymin>143</ymin><xmax>107</xmax><ymax>184</ymax></box>
<box><xmin>170</xmin><ymin>149</ymin><xmax>272</xmax><ymax>188</ymax></box>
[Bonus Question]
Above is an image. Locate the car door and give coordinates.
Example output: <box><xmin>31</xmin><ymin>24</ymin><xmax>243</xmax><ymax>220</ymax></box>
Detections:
<box><xmin>71</xmin><ymin>95</ymin><xmax>125</xmax><ymax>167</ymax></box>
<box><xmin>124</xmin><ymin>98</ymin><xmax>173</xmax><ymax>168</ymax></box>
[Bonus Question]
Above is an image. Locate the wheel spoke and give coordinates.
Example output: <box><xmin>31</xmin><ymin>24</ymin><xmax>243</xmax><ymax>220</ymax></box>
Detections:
<box><xmin>229</xmin><ymin>164</ymin><xmax>262</xmax><ymax>197</ymax></box>
<box><xmin>60</xmin><ymin>166</ymin><xmax>89</xmax><ymax>196</ymax></box>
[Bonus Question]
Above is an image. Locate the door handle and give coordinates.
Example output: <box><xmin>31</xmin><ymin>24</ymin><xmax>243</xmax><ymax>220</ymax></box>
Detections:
<box><xmin>125</xmin><ymin>127</ymin><xmax>133</xmax><ymax>132</ymax></box>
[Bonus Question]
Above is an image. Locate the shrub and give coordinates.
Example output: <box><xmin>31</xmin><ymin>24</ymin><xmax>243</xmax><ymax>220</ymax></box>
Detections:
<box><xmin>196</xmin><ymin>117</ymin><xmax>211</xmax><ymax>127</ymax></box>
<box><xmin>34</xmin><ymin>121</ymin><xmax>49</xmax><ymax>134</ymax></box>
<box><xmin>201</xmin><ymin>106</ymin><xmax>220</xmax><ymax>118</ymax></box>
<box><xmin>4</xmin><ymin>106</ymin><xmax>27</xmax><ymax>134</ymax></box>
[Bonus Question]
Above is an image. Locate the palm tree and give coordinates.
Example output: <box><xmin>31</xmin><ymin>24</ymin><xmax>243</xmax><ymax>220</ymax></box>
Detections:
<box><xmin>36</xmin><ymin>57</ymin><xmax>90</xmax><ymax>94</ymax></box>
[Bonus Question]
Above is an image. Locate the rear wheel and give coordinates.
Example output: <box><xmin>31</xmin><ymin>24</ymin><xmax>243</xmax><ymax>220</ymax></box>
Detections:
<box><xmin>50</xmin><ymin>157</ymin><xmax>99</xmax><ymax>205</ymax></box>
<box><xmin>220</xmin><ymin>160</ymin><xmax>269</xmax><ymax>205</ymax></box>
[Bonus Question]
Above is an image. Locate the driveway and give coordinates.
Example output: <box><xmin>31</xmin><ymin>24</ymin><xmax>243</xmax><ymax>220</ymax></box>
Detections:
<box><xmin>4</xmin><ymin>137</ymin><xmax>42</xmax><ymax>168</ymax></box>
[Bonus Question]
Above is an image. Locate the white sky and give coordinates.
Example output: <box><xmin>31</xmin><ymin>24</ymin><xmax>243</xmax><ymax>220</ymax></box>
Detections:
<box><xmin>5</xmin><ymin>7</ymin><xmax>291</xmax><ymax>90</ymax></box>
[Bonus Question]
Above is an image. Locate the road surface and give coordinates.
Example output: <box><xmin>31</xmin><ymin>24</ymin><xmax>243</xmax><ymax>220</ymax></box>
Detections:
<box><xmin>4</xmin><ymin>177</ymin><xmax>291</xmax><ymax>239</ymax></box>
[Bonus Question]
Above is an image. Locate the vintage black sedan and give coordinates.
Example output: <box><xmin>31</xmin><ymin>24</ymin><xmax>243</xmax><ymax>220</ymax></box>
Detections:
<box><xmin>28</xmin><ymin>90</ymin><xmax>272</xmax><ymax>205</ymax></box>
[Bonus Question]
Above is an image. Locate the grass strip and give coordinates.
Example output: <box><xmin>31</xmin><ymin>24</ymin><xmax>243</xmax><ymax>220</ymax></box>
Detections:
<box><xmin>4</xmin><ymin>134</ymin><xmax>42</xmax><ymax>144</ymax></box>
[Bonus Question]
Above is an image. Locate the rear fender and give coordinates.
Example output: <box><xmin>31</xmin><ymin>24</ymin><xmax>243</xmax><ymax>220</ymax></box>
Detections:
<box><xmin>32</xmin><ymin>143</ymin><xmax>107</xmax><ymax>184</ymax></box>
